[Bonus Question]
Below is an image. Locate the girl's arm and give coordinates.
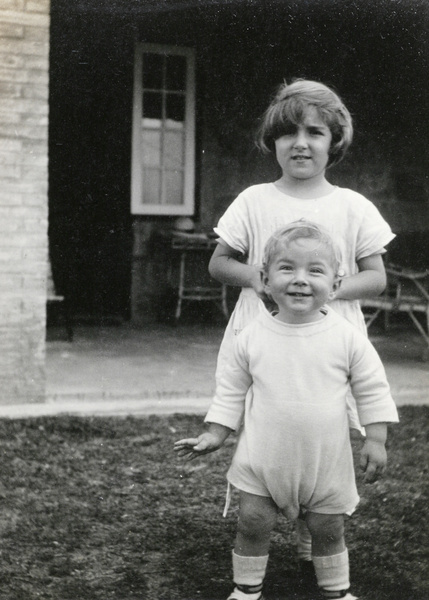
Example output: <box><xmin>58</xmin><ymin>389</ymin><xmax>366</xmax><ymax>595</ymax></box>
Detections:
<box><xmin>208</xmin><ymin>241</ymin><xmax>264</xmax><ymax>295</ymax></box>
<box><xmin>335</xmin><ymin>253</ymin><xmax>387</xmax><ymax>301</ymax></box>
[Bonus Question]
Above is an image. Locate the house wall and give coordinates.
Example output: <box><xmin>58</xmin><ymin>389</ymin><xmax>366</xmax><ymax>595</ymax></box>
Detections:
<box><xmin>0</xmin><ymin>0</ymin><xmax>49</xmax><ymax>404</ymax></box>
<box><xmin>48</xmin><ymin>1</ymin><xmax>429</xmax><ymax>323</ymax></box>
<box><xmin>49</xmin><ymin>9</ymin><xmax>134</xmax><ymax>322</ymax></box>
<box><xmin>132</xmin><ymin>2</ymin><xmax>429</xmax><ymax>321</ymax></box>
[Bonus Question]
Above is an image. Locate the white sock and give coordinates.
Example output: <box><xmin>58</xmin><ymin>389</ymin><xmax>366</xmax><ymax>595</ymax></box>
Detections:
<box><xmin>228</xmin><ymin>551</ymin><xmax>268</xmax><ymax>599</ymax></box>
<box><xmin>296</xmin><ymin>517</ymin><xmax>312</xmax><ymax>561</ymax></box>
<box><xmin>312</xmin><ymin>548</ymin><xmax>350</xmax><ymax>592</ymax></box>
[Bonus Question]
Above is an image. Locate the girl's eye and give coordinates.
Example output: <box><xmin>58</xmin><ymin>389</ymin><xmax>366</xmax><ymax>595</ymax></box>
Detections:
<box><xmin>280</xmin><ymin>125</ymin><xmax>297</xmax><ymax>136</ymax></box>
<box><xmin>310</xmin><ymin>268</ymin><xmax>323</xmax><ymax>274</ymax></box>
<box><xmin>281</xmin><ymin>265</ymin><xmax>293</xmax><ymax>271</ymax></box>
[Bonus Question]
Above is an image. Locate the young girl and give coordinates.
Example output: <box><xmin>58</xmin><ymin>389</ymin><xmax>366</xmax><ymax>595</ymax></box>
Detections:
<box><xmin>207</xmin><ymin>79</ymin><xmax>395</xmax><ymax>571</ymax></box>
<box><xmin>175</xmin><ymin>222</ymin><xmax>399</xmax><ymax>600</ymax></box>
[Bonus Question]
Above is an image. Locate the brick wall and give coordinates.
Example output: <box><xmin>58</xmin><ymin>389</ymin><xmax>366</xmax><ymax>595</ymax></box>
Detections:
<box><xmin>0</xmin><ymin>0</ymin><xmax>49</xmax><ymax>404</ymax></box>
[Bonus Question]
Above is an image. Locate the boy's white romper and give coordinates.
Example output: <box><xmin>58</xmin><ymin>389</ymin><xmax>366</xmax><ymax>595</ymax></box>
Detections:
<box><xmin>206</xmin><ymin>307</ymin><xmax>399</xmax><ymax>519</ymax></box>
<box><xmin>214</xmin><ymin>183</ymin><xmax>395</xmax><ymax>431</ymax></box>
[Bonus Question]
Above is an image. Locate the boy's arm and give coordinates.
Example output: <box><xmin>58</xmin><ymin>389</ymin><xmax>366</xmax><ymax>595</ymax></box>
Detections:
<box><xmin>174</xmin><ymin>422</ymin><xmax>232</xmax><ymax>461</ymax></box>
<box><xmin>360</xmin><ymin>422</ymin><xmax>388</xmax><ymax>483</ymax></box>
<box><xmin>348</xmin><ymin>329</ymin><xmax>398</xmax><ymax>484</ymax></box>
<box><xmin>175</xmin><ymin>323</ymin><xmax>253</xmax><ymax>460</ymax></box>
<box><xmin>334</xmin><ymin>253</ymin><xmax>387</xmax><ymax>300</ymax></box>
<box><xmin>349</xmin><ymin>332</ymin><xmax>399</xmax><ymax>428</ymax></box>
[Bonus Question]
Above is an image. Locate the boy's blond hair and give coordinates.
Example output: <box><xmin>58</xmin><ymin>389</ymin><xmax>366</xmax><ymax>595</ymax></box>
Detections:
<box><xmin>262</xmin><ymin>220</ymin><xmax>342</xmax><ymax>276</ymax></box>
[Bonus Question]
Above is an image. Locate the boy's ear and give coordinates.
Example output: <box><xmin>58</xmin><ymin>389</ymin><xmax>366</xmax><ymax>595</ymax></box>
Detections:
<box><xmin>260</xmin><ymin>268</ymin><xmax>277</xmax><ymax>311</ymax></box>
<box><xmin>261</xmin><ymin>268</ymin><xmax>270</xmax><ymax>292</ymax></box>
<box><xmin>328</xmin><ymin>277</ymin><xmax>341</xmax><ymax>301</ymax></box>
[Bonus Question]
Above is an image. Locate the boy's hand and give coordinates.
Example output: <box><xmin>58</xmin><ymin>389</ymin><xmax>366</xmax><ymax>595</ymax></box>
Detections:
<box><xmin>174</xmin><ymin>432</ymin><xmax>225</xmax><ymax>461</ymax></box>
<box><xmin>360</xmin><ymin>439</ymin><xmax>387</xmax><ymax>483</ymax></box>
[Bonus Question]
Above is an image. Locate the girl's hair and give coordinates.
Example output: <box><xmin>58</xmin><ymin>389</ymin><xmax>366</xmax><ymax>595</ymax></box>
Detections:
<box><xmin>257</xmin><ymin>79</ymin><xmax>353</xmax><ymax>167</ymax></box>
<box><xmin>262</xmin><ymin>220</ymin><xmax>342</xmax><ymax>276</ymax></box>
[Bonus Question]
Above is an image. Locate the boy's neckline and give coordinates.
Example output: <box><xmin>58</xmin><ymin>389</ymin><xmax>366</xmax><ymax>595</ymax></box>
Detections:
<box><xmin>268</xmin><ymin>306</ymin><xmax>329</xmax><ymax>326</ymax></box>
<box><xmin>272</xmin><ymin>180</ymin><xmax>337</xmax><ymax>200</ymax></box>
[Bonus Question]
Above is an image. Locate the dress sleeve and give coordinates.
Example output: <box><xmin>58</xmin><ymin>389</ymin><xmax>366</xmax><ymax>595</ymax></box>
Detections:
<box><xmin>349</xmin><ymin>332</ymin><xmax>399</xmax><ymax>426</ymax></box>
<box><xmin>204</xmin><ymin>331</ymin><xmax>252</xmax><ymax>431</ymax></box>
<box><xmin>213</xmin><ymin>189</ymin><xmax>252</xmax><ymax>255</ymax></box>
<box><xmin>355</xmin><ymin>199</ymin><xmax>396</xmax><ymax>261</ymax></box>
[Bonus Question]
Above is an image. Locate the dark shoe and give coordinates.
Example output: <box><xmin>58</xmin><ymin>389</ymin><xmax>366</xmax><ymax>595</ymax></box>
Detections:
<box><xmin>227</xmin><ymin>596</ymin><xmax>264</xmax><ymax>600</ymax></box>
<box><xmin>227</xmin><ymin>593</ymin><xmax>263</xmax><ymax>600</ymax></box>
<box><xmin>227</xmin><ymin>582</ymin><xmax>264</xmax><ymax>599</ymax></box>
<box><xmin>319</xmin><ymin>590</ymin><xmax>358</xmax><ymax>600</ymax></box>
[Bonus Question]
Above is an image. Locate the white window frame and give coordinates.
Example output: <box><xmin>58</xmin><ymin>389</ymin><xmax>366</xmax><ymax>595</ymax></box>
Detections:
<box><xmin>131</xmin><ymin>43</ymin><xmax>196</xmax><ymax>215</ymax></box>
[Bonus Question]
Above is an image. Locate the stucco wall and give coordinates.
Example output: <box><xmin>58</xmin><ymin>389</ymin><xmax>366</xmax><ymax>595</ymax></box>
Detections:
<box><xmin>48</xmin><ymin>1</ymin><xmax>428</xmax><ymax>323</ymax></box>
<box><xmin>0</xmin><ymin>0</ymin><xmax>49</xmax><ymax>404</ymax></box>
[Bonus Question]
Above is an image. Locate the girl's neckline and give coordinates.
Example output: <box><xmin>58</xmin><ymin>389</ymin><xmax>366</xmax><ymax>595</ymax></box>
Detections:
<box><xmin>271</xmin><ymin>181</ymin><xmax>338</xmax><ymax>200</ymax></box>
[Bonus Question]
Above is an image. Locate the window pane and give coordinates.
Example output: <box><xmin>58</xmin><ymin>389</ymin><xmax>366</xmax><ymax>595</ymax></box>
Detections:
<box><xmin>164</xmin><ymin>130</ymin><xmax>184</xmax><ymax>169</ymax></box>
<box><xmin>142</xmin><ymin>127</ymin><xmax>161</xmax><ymax>167</ymax></box>
<box><xmin>142</xmin><ymin>168</ymin><xmax>161</xmax><ymax>204</ymax></box>
<box><xmin>166</xmin><ymin>55</ymin><xmax>186</xmax><ymax>91</ymax></box>
<box><xmin>164</xmin><ymin>170</ymin><xmax>184</xmax><ymax>205</ymax></box>
<box><xmin>143</xmin><ymin>92</ymin><xmax>163</xmax><ymax>119</ymax></box>
<box><xmin>143</xmin><ymin>53</ymin><xmax>163</xmax><ymax>89</ymax></box>
<box><xmin>132</xmin><ymin>44</ymin><xmax>195</xmax><ymax>214</ymax></box>
<box><xmin>166</xmin><ymin>93</ymin><xmax>185</xmax><ymax>122</ymax></box>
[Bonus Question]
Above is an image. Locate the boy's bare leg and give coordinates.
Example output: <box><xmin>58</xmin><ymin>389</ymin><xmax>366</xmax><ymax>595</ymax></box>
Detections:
<box><xmin>227</xmin><ymin>491</ymin><xmax>277</xmax><ymax>600</ymax></box>
<box><xmin>234</xmin><ymin>490</ymin><xmax>278</xmax><ymax>556</ymax></box>
<box><xmin>306</xmin><ymin>512</ymin><xmax>356</xmax><ymax>599</ymax></box>
<box><xmin>306</xmin><ymin>512</ymin><xmax>345</xmax><ymax>557</ymax></box>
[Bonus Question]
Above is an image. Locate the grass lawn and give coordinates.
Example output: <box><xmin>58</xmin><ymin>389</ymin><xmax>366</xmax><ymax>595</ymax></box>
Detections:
<box><xmin>0</xmin><ymin>406</ymin><xmax>427</xmax><ymax>600</ymax></box>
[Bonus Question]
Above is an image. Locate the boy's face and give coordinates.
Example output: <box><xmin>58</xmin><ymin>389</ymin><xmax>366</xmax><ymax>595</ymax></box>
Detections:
<box><xmin>274</xmin><ymin>106</ymin><xmax>332</xmax><ymax>182</ymax></box>
<box><xmin>262</xmin><ymin>237</ymin><xmax>339</xmax><ymax>324</ymax></box>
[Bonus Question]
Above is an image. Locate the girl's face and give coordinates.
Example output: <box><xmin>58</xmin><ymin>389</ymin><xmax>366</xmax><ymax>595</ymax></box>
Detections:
<box><xmin>262</xmin><ymin>237</ymin><xmax>338</xmax><ymax>324</ymax></box>
<box><xmin>274</xmin><ymin>106</ymin><xmax>332</xmax><ymax>183</ymax></box>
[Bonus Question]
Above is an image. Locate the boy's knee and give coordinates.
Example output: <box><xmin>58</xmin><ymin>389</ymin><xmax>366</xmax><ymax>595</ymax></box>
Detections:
<box><xmin>306</xmin><ymin>512</ymin><xmax>344</xmax><ymax>542</ymax></box>
<box><xmin>238</xmin><ymin>504</ymin><xmax>276</xmax><ymax>539</ymax></box>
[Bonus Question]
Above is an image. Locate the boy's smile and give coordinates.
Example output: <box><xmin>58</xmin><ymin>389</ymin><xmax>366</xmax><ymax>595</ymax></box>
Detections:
<box><xmin>263</xmin><ymin>237</ymin><xmax>339</xmax><ymax>324</ymax></box>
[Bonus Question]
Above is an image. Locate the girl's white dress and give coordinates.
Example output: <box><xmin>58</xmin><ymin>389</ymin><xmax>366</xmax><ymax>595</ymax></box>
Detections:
<box><xmin>213</xmin><ymin>183</ymin><xmax>395</xmax><ymax>431</ymax></box>
<box><xmin>206</xmin><ymin>307</ymin><xmax>399</xmax><ymax>519</ymax></box>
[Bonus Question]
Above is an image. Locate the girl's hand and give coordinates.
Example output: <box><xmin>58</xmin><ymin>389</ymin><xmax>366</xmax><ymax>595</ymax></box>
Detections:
<box><xmin>174</xmin><ymin>432</ymin><xmax>225</xmax><ymax>461</ymax></box>
<box><xmin>360</xmin><ymin>439</ymin><xmax>387</xmax><ymax>483</ymax></box>
<box><xmin>209</xmin><ymin>242</ymin><xmax>263</xmax><ymax>291</ymax></box>
<box><xmin>334</xmin><ymin>253</ymin><xmax>386</xmax><ymax>301</ymax></box>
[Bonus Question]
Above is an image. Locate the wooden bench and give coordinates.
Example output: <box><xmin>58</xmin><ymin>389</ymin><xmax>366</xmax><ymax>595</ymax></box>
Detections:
<box><xmin>360</xmin><ymin>264</ymin><xmax>429</xmax><ymax>360</ymax></box>
<box><xmin>171</xmin><ymin>232</ymin><xmax>229</xmax><ymax>322</ymax></box>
